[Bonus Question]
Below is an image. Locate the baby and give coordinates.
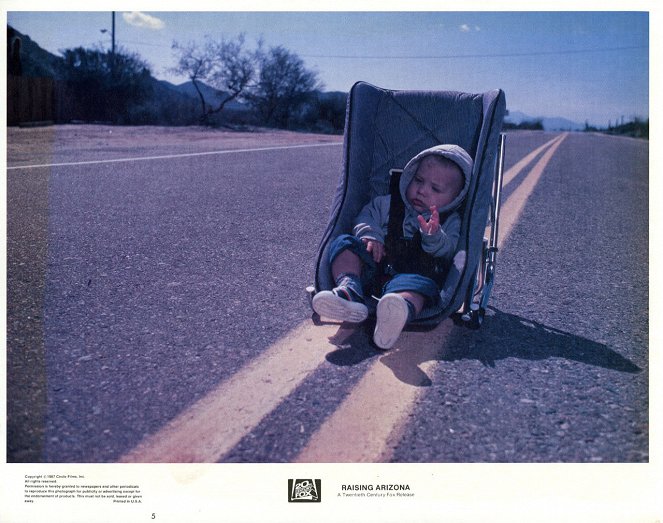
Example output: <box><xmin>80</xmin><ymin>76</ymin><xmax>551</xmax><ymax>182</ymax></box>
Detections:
<box><xmin>313</xmin><ymin>144</ymin><xmax>473</xmax><ymax>349</ymax></box>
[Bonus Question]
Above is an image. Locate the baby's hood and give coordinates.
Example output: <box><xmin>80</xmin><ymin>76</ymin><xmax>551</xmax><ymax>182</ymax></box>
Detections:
<box><xmin>399</xmin><ymin>144</ymin><xmax>474</xmax><ymax>217</ymax></box>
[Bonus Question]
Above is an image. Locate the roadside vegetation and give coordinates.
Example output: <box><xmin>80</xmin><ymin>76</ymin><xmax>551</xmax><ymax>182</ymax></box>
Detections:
<box><xmin>9</xmin><ymin>26</ymin><xmax>346</xmax><ymax>133</ymax></box>
<box><xmin>8</xmin><ymin>25</ymin><xmax>647</xmax><ymax>138</ymax></box>
<box><xmin>584</xmin><ymin>118</ymin><xmax>648</xmax><ymax>139</ymax></box>
<box><xmin>502</xmin><ymin>120</ymin><xmax>544</xmax><ymax>131</ymax></box>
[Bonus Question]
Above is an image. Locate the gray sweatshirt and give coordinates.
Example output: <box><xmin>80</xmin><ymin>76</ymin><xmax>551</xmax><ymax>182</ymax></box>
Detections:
<box><xmin>352</xmin><ymin>144</ymin><xmax>473</xmax><ymax>265</ymax></box>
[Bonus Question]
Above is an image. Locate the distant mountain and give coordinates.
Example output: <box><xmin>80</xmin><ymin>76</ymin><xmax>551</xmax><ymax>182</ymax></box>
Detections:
<box><xmin>8</xmin><ymin>25</ymin><xmax>248</xmax><ymax>118</ymax></box>
<box><xmin>505</xmin><ymin>110</ymin><xmax>583</xmax><ymax>131</ymax></box>
<box><xmin>20</xmin><ymin>24</ymin><xmax>588</xmax><ymax>132</ymax></box>
<box><xmin>540</xmin><ymin>116</ymin><xmax>585</xmax><ymax>132</ymax></box>
<box><xmin>9</xmin><ymin>26</ymin><xmax>64</xmax><ymax>77</ymax></box>
<box><xmin>170</xmin><ymin>81</ymin><xmax>248</xmax><ymax>111</ymax></box>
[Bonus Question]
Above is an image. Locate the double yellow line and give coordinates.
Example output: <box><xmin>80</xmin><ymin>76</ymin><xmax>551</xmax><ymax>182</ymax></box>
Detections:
<box><xmin>119</xmin><ymin>133</ymin><xmax>567</xmax><ymax>464</ymax></box>
<box><xmin>296</xmin><ymin>133</ymin><xmax>568</xmax><ymax>463</ymax></box>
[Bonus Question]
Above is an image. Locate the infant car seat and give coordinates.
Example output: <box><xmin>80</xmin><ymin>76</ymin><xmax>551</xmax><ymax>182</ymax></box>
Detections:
<box><xmin>310</xmin><ymin>82</ymin><xmax>506</xmax><ymax>328</ymax></box>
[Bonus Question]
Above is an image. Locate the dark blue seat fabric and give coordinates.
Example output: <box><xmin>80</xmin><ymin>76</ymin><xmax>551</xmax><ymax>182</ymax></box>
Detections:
<box><xmin>314</xmin><ymin>82</ymin><xmax>506</xmax><ymax>321</ymax></box>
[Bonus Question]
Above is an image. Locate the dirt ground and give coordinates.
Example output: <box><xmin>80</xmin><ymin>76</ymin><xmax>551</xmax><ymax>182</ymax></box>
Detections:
<box><xmin>6</xmin><ymin>124</ymin><xmax>343</xmax><ymax>166</ymax></box>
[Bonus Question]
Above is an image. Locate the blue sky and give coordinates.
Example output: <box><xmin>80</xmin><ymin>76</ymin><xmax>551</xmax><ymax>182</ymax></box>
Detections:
<box><xmin>6</xmin><ymin>10</ymin><xmax>650</xmax><ymax>127</ymax></box>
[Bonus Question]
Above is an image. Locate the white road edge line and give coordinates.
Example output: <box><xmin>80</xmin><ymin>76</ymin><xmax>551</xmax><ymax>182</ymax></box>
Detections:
<box><xmin>7</xmin><ymin>142</ymin><xmax>342</xmax><ymax>171</ymax></box>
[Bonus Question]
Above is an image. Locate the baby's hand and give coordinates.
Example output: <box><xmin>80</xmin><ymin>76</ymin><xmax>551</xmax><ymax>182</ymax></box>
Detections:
<box><xmin>418</xmin><ymin>206</ymin><xmax>440</xmax><ymax>235</ymax></box>
<box><xmin>362</xmin><ymin>238</ymin><xmax>385</xmax><ymax>263</ymax></box>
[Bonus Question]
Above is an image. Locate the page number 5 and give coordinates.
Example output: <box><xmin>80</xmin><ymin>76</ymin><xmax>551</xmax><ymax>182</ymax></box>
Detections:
<box><xmin>151</xmin><ymin>514</ymin><xmax>156</xmax><ymax>520</ymax></box>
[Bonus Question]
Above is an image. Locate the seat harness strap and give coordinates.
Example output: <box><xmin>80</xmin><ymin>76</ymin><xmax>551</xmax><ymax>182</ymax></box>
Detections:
<box><xmin>383</xmin><ymin>171</ymin><xmax>449</xmax><ymax>286</ymax></box>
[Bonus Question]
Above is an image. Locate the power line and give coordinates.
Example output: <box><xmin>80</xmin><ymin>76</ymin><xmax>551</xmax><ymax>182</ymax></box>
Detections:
<box><xmin>300</xmin><ymin>45</ymin><xmax>647</xmax><ymax>60</ymax></box>
<box><xmin>114</xmin><ymin>39</ymin><xmax>171</xmax><ymax>48</ymax></box>
<box><xmin>77</xmin><ymin>41</ymin><xmax>649</xmax><ymax>57</ymax></box>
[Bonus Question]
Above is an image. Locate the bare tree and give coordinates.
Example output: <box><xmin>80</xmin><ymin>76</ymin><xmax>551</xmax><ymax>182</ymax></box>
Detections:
<box><xmin>246</xmin><ymin>45</ymin><xmax>322</xmax><ymax>128</ymax></box>
<box><xmin>171</xmin><ymin>34</ymin><xmax>255</xmax><ymax>124</ymax></box>
<box><xmin>170</xmin><ymin>40</ymin><xmax>213</xmax><ymax>119</ymax></box>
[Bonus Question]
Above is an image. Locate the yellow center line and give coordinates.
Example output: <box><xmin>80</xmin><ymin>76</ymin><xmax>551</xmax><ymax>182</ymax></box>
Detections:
<box><xmin>119</xmin><ymin>322</ymin><xmax>339</xmax><ymax>463</ymax></box>
<box><xmin>295</xmin><ymin>321</ymin><xmax>456</xmax><ymax>463</ymax></box>
<box><xmin>118</xmin><ymin>133</ymin><xmax>567</xmax><ymax>463</ymax></box>
<box><xmin>502</xmin><ymin>134</ymin><xmax>566</xmax><ymax>189</ymax></box>
<box><xmin>294</xmin><ymin>133</ymin><xmax>568</xmax><ymax>463</ymax></box>
<box><xmin>497</xmin><ymin>133</ymin><xmax>567</xmax><ymax>242</ymax></box>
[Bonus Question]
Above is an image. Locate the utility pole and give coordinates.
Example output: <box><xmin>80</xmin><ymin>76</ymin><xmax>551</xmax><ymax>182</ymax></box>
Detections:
<box><xmin>112</xmin><ymin>11</ymin><xmax>116</xmax><ymax>56</ymax></box>
<box><xmin>109</xmin><ymin>11</ymin><xmax>116</xmax><ymax>84</ymax></box>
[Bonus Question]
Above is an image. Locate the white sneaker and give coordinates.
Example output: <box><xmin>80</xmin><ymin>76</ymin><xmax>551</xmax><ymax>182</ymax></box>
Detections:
<box><xmin>373</xmin><ymin>293</ymin><xmax>410</xmax><ymax>349</ymax></box>
<box><xmin>312</xmin><ymin>290</ymin><xmax>368</xmax><ymax>323</ymax></box>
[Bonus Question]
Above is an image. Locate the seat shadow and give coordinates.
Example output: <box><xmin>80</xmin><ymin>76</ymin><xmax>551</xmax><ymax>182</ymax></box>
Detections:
<box><xmin>312</xmin><ymin>313</ymin><xmax>383</xmax><ymax>366</ymax></box>
<box><xmin>443</xmin><ymin>307</ymin><xmax>642</xmax><ymax>373</ymax></box>
<box><xmin>318</xmin><ymin>307</ymin><xmax>642</xmax><ymax>387</ymax></box>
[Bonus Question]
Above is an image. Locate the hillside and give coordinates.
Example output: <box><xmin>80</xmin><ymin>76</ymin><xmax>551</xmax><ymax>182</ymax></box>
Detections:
<box><xmin>9</xmin><ymin>26</ymin><xmax>63</xmax><ymax>77</ymax></box>
<box><xmin>169</xmin><ymin>81</ymin><xmax>248</xmax><ymax>111</ymax></box>
<box><xmin>12</xmin><ymin>23</ymin><xmax>610</xmax><ymax>135</ymax></box>
<box><xmin>8</xmin><ymin>25</ymin><xmax>243</xmax><ymax>115</ymax></box>
<box><xmin>505</xmin><ymin>110</ymin><xmax>583</xmax><ymax>132</ymax></box>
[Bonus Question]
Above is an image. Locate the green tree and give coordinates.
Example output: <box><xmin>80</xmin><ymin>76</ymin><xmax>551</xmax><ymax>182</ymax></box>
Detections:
<box><xmin>246</xmin><ymin>45</ymin><xmax>321</xmax><ymax>128</ymax></box>
<box><xmin>60</xmin><ymin>46</ymin><xmax>152</xmax><ymax>123</ymax></box>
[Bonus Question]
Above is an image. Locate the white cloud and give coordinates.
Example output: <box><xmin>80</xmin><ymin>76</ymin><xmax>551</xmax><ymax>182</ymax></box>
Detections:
<box><xmin>460</xmin><ymin>24</ymin><xmax>481</xmax><ymax>32</ymax></box>
<box><xmin>122</xmin><ymin>12</ymin><xmax>165</xmax><ymax>30</ymax></box>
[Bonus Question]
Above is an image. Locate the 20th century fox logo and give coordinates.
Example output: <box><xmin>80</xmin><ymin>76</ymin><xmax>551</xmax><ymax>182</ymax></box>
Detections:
<box><xmin>288</xmin><ymin>479</ymin><xmax>321</xmax><ymax>502</ymax></box>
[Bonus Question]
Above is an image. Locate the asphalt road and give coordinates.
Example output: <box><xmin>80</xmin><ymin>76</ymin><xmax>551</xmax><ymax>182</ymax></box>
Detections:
<box><xmin>6</xmin><ymin>129</ymin><xmax>648</xmax><ymax>463</ymax></box>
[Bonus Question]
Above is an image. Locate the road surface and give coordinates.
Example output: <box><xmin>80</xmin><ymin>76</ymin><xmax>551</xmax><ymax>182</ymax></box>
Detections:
<box><xmin>6</xmin><ymin>127</ymin><xmax>648</xmax><ymax>463</ymax></box>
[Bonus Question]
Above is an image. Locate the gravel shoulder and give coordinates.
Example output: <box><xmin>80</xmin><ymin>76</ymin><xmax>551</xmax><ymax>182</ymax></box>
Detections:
<box><xmin>7</xmin><ymin>124</ymin><xmax>343</xmax><ymax>167</ymax></box>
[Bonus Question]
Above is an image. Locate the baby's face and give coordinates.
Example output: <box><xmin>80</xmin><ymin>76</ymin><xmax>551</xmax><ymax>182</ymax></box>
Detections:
<box><xmin>405</xmin><ymin>156</ymin><xmax>464</xmax><ymax>213</ymax></box>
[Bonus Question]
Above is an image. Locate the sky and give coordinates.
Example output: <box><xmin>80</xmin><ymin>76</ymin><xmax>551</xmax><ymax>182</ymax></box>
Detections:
<box><xmin>5</xmin><ymin>9</ymin><xmax>650</xmax><ymax>127</ymax></box>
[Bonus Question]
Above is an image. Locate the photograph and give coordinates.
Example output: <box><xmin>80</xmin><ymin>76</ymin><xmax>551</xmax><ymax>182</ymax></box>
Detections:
<box><xmin>2</xmin><ymin>3</ymin><xmax>660</xmax><ymax>522</ymax></box>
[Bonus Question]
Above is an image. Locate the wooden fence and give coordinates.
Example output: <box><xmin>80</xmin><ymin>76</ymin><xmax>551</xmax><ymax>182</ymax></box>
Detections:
<box><xmin>7</xmin><ymin>76</ymin><xmax>79</xmax><ymax>125</ymax></box>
